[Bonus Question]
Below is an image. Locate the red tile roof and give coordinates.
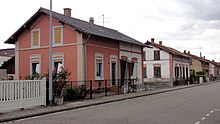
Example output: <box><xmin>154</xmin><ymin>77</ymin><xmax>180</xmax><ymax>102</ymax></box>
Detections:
<box><xmin>145</xmin><ymin>41</ymin><xmax>190</xmax><ymax>58</ymax></box>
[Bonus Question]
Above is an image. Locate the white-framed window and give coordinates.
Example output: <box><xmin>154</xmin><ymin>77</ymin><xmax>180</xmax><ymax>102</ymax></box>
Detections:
<box><xmin>53</xmin><ymin>26</ymin><xmax>63</xmax><ymax>45</ymax></box>
<box><xmin>31</xmin><ymin>29</ymin><xmax>40</xmax><ymax>48</ymax></box>
<box><xmin>30</xmin><ymin>55</ymin><xmax>41</xmax><ymax>78</ymax></box>
<box><xmin>110</xmin><ymin>55</ymin><xmax>117</xmax><ymax>85</ymax></box>
<box><xmin>95</xmin><ymin>53</ymin><xmax>104</xmax><ymax>80</ymax></box>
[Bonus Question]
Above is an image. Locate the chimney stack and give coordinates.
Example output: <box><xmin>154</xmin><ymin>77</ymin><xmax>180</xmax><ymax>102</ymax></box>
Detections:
<box><xmin>151</xmin><ymin>38</ymin><xmax>155</xmax><ymax>43</ymax></box>
<box><xmin>188</xmin><ymin>51</ymin><xmax>190</xmax><ymax>54</ymax></box>
<box><xmin>159</xmin><ymin>41</ymin><xmax>162</xmax><ymax>45</ymax></box>
<box><xmin>184</xmin><ymin>50</ymin><xmax>186</xmax><ymax>53</ymax></box>
<box><xmin>203</xmin><ymin>56</ymin><xmax>205</xmax><ymax>59</ymax></box>
<box><xmin>63</xmin><ymin>8</ymin><xmax>71</xmax><ymax>17</ymax></box>
<box><xmin>89</xmin><ymin>17</ymin><xmax>94</xmax><ymax>24</ymax></box>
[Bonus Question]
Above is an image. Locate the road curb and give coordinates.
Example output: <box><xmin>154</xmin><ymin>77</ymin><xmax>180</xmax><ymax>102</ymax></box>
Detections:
<box><xmin>0</xmin><ymin>81</ymin><xmax>218</xmax><ymax>123</ymax></box>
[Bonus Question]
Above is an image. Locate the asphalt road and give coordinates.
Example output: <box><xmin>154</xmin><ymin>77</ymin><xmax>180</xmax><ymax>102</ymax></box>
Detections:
<box><xmin>12</xmin><ymin>82</ymin><xmax>220</xmax><ymax>124</ymax></box>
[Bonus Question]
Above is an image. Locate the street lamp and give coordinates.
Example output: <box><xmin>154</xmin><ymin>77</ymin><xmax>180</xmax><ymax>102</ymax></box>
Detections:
<box><xmin>49</xmin><ymin>0</ymin><xmax>53</xmax><ymax>105</ymax></box>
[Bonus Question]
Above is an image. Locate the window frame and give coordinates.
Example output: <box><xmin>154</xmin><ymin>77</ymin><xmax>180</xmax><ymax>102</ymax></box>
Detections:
<box><xmin>30</xmin><ymin>55</ymin><xmax>41</xmax><ymax>78</ymax></box>
<box><xmin>110</xmin><ymin>55</ymin><xmax>118</xmax><ymax>84</ymax></box>
<box><xmin>153</xmin><ymin>65</ymin><xmax>161</xmax><ymax>78</ymax></box>
<box><xmin>95</xmin><ymin>53</ymin><xmax>104</xmax><ymax>80</ymax></box>
<box><xmin>154</xmin><ymin>50</ymin><xmax>160</xmax><ymax>60</ymax></box>
<box><xmin>53</xmin><ymin>25</ymin><xmax>63</xmax><ymax>46</ymax></box>
<box><xmin>31</xmin><ymin>29</ymin><xmax>40</xmax><ymax>48</ymax></box>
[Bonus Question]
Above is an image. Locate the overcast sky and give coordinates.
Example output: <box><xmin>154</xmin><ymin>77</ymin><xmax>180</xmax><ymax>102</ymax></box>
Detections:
<box><xmin>1</xmin><ymin>0</ymin><xmax>220</xmax><ymax>61</ymax></box>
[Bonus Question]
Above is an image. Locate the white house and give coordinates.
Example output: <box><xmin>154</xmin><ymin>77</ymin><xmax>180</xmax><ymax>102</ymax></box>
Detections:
<box><xmin>143</xmin><ymin>38</ymin><xmax>191</xmax><ymax>86</ymax></box>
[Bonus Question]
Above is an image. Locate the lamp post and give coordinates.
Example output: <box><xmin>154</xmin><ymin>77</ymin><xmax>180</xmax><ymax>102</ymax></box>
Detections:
<box><xmin>49</xmin><ymin>0</ymin><xmax>53</xmax><ymax>105</ymax></box>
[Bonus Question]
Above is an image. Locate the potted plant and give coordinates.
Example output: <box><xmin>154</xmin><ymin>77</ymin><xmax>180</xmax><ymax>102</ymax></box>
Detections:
<box><xmin>53</xmin><ymin>66</ymin><xmax>71</xmax><ymax>105</ymax></box>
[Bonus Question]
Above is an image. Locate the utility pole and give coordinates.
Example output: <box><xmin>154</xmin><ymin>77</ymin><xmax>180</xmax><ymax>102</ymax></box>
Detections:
<box><xmin>49</xmin><ymin>0</ymin><xmax>53</xmax><ymax>105</ymax></box>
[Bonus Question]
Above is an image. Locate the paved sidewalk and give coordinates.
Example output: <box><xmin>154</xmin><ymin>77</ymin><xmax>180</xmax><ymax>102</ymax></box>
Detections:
<box><xmin>0</xmin><ymin>81</ymin><xmax>218</xmax><ymax>123</ymax></box>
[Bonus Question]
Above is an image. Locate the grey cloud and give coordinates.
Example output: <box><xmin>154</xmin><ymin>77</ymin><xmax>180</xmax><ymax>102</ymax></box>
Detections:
<box><xmin>176</xmin><ymin>0</ymin><xmax>220</xmax><ymax>21</ymax></box>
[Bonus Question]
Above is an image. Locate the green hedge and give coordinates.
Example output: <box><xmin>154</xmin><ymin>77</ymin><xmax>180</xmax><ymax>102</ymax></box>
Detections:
<box><xmin>195</xmin><ymin>71</ymin><xmax>205</xmax><ymax>77</ymax></box>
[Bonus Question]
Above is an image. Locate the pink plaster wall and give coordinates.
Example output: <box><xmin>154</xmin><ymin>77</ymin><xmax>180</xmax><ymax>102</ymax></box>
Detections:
<box><xmin>18</xmin><ymin>15</ymin><xmax>77</xmax><ymax>81</ymax></box>
<box><xmin>86</xmin><ymin>36</ymin><xmax>120</xmax><ymax>82</ymax></box>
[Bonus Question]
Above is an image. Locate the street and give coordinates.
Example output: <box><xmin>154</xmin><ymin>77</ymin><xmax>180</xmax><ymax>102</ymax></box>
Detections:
<box><xmin>11</xmin><ymin>82</ymin><xmax>220</xmax><ymax>124</ymax></box>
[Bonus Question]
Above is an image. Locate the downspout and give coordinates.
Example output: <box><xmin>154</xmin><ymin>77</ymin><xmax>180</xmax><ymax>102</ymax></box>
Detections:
<box><xmin>83</xmin><ymin>33</ymin><xmax>91</xmax><ymax>97</ymax></box>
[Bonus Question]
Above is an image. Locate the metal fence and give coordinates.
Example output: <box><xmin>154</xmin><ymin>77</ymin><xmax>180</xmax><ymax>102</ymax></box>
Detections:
<box><xmin>65</xmin><ymin>79</ymin><xmax>138</xmax><ymax>100</ymax></box>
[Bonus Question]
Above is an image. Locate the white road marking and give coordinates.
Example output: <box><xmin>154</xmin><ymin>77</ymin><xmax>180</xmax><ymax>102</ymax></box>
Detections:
<box><xmin>201</xmin><ymin>117</ymin><xmax>206</xmax><ymax>120</ymax></box>
<box><xmin>210</xmin><ymin>111</ymin><xmax>214</xmax><ymax>113</ymax></box>
<box><xmin>206</xmin><ymin>114</ymin><xmax>210</xmax><ymax>116</ymax></box>
<box><xmin>194</xmin><ymin>121</ymin><xmax>200</xmax><ymax>124</ymax></box>
<box><xmin>213</xmin><ymin>109</ymin><xmax>220</xmax><ymax>111</ymax></box>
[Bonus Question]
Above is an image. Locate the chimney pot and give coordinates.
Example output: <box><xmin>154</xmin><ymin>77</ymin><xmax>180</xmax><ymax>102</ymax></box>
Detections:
<box><xmin>203</xmin><ymin>56</ymin><xmax>205</xmax><ymax>59</ymax></box>
<box><xmin>151</xmin><ymin>38</ymin><xmax>155</xmax><ymax>43</ymax></box>
<box><xmin>159</xmin><ymin>41</ymin><xmax>162</xmax><ymax>45</ymax></box>
<box><xmin>89</xmin><ymin>17</ymin><xmax>94</xmax><ymax>24</ymax></box>
<box><xmin>63</xmin><ymin>8</ymin><xmax>71</xmax><ymax>17</ymax></box>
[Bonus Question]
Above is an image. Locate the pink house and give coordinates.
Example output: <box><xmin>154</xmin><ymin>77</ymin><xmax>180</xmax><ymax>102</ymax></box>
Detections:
<box><xmin>5</xmin><ymin>8</ymin><xmax>145</xmax><ymax>91</ymax></box>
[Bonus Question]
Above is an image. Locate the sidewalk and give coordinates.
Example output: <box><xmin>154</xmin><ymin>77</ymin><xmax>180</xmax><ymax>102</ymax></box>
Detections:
<box><xmin>0</xmin><ymin>81</ymin><xmax>218</xmax><ymax>123</ymax></box>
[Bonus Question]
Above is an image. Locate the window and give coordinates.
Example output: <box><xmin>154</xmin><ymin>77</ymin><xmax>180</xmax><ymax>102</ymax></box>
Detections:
<box><xmin>183</xmin><ymin>67</ymin><xmax>185</xmax><ymax>78</ymax></box>
<box><xmin>179</xmin><ymin>66</ymin><xmax>182</xmax><ymax>78</ymax></box>
<box><xmin>175</xmin><ymin>66</ymin><xmax>179</xmax><ymax>78</ymax></box>
<box><xmin>110</xmin><ymin>55</ymin><xmax>117</xmax><ymax>85</ymax></box>
<box><xmin>144</xmin><ymin>66</ymin><xmax>147</xmax><ymax>78</ymax></box>
<box><xmin>95</xmin><ymin>54</ymin><xmax>104</xmax><ymax>80</ymax></box>
<box><xmin>154</xmin><ymin>66</ymin><xmax>161</xmax><ymax>78</ymax></box>
<box><xmin>53</xmin><ymin>26</ymin><xmax>63</xmax><ymax>45</ymax></box>
<box><xmin>31</xmin><ymin>62</ymin><xmax>40</xmax><ymax>76</ymax></box>
<box><xmin>31</xmin><ymin>29</ymin><xmax>40</xmax><ymax>47</ymax></box>
<box><xmin>54</xmin><ymin>61</ymin><xmax>63</xmax><ymax>73</ymax></box>
<box><xmin>30</xmin><ymin>55</ymin><xmax>41</xmax><ymax>78</ymax></box>
<box><xmin>154</xmin><ymin>50</ymin><xmax>160</xmax><ymax>60</ymax></box>
<box><xmin>186</xmin><ymin>67</ymin><xmax>188</xmax><ymax>78</ymax></box>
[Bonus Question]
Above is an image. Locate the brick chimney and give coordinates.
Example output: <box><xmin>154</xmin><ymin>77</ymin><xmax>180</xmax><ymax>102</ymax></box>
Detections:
<box><xmin>89</xmin><ymin>17</ymin><xmax>94</xmax><ymax>24</ymax></box>
<box><xmin>151</xmin><ymin>38</ymin><xmax>155</xmax><ymax>43</ymax></box>
<box><xmin>184</xmin><ymin>50</ymin><xmax>186</xmax><ymax>53</ymax></box>
<box><xmin>159</xmin><ymin>41</ymin><xmax>162</xmax><ymax>45</ymax></box>
<box><xmin>63</xmin><ymin>8</ymin><xmax>71</xmax><ymax>17</ymax></box>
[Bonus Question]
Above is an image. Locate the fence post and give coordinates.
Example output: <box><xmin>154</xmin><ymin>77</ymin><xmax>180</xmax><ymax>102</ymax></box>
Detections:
<box><xmin>105</xmin><ymin>80</ymin><xmax>107</xmax><ymax>96</ymax></box>
<box><xmin>90</xmin><ymin>80</ymin><xmax>92</xmax><ymax>99</ymax></box>
<box><xmin>84</xmin><ymin>81</ymin><xmax>87</xmax><ymax>97</ymax></box>
<box><xmin>132</xmin><ymin>79</ymin><xmax>135</xmax><ymax>92</ymax></box>
<box><xmin>42</xmin><ymin>79</ymin><xmax>47</xmax><ymax>106</ymax></box>
<box><xmin>20</xmin><ymin>81</ymin><xmax>24</xmax><ymax>109</ymax></box>
<box><xmin>118</xmin><ymin>79</ymin><xmax>120</xmax><ymax>95</ymax></box>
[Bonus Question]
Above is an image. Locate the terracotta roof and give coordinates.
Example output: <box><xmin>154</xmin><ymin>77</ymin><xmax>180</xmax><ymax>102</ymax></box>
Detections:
<box><xmin>5</xmin><ymin>7</ymin><xmax>146</xmax><ymax>47</ymax></box>
<box><xmin>184</xmin><ymin>52</ymin><xmax>209</xmax><ymax>63</ymax></box>
<box><xmin>0</xmin><ymin>48</ymin><xmax>15</xmax><ymax>57</ymax></box>
<box><xmin>145</xmin><ymin>41</ymin><xmax>190</xmax><ymax>58</ymax></box>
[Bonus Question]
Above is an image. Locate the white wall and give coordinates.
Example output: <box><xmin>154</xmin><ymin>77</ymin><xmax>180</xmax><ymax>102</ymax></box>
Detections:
<box><xmin>209</xmin><ymin>63</ymin><xmax>215</xmax><ymax>76</ymax></box>
<box><xmin>144</xmin><ymin>46</ymin><xmax>170</xmax><ymax>79</ymax></box>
